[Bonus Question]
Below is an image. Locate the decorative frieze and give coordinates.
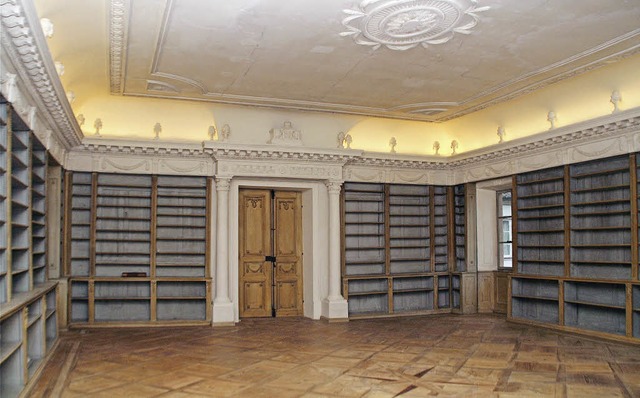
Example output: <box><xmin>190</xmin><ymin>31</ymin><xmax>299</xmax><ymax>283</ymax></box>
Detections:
<box><xmin>217</xmin><ymin>159</ymin><xmax>343</xmax><ymax>180</ymax></box>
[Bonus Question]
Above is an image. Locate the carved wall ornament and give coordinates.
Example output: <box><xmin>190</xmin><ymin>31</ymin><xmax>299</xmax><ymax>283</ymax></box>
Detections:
<box><xmin>94</xmin><ymin>118</ymin><xmax>103</xmax><ymax>136</ymax></box>
<box><xmin>547</xmin><ymin>111</ymin><xmax>557</xmax><ymax>130</ymax></box>
<box><xmin>337</xmin><ymin>132</ymin><xmax>353</xmax><ymax>149</ymax></box>
<box><xmin>389</xmin><ymin>137</ymin><xmax>397</xmax><ymax>153</ymax></box>
<box><xmin>337</xmin><ymin>131</ymin><xmax>346</xmax><ymax>148</ymax></box>
<box><xmin>433</xmin><ymin>140</ymin><xmax>440</xmax><ymax>155</ymax></box>
<box><xmin>76</xmin><ymin>114</ymin><xmax>85</xmax><ymax>127</ymax></box>
<box><xmin>208</xmin><ymin>125</ymin><xmax>217</xmax><ymax>141</ymax></box>
<box><xmin>451</xmin><ymin>140</ymin><xmax>458</xmax><ymax>155</ymax></box>
<box><xmin>341</xmin><ymin>0</ymin><xmax>490</xmax><ymax>51</ymax></box>
<box><xmin>610</xmin><ymin>90</ymin><xmax>622</xmax><ymax>113</ymax></box>
<box><xmin>54</xmin><ymin>61</ymin><xmax>64</xmax><ymax>76</ymax></box>
<box><xmin>66</xmin><ymin>91</ymin><xmax>75</xmax><ymax>104</ymax></box>
<box><xmin>153</xmin><ymin>122</ymin><xmax>162</xmax><ymax>140</ymax></box>
<box><xmin>268</xmin><ymin>121</ymin><xmax>303</xmax><ymax>146</ymax></box>
<box><xmin>497</xmin><ymin>126</ymin><xmax>505</xmax><ymax>143</ymax></box>
<box><xmin>40</xmin><ymin>18</ymin><xmax>53</xmax><ymax>38</ymax></box>
<box><xmin>220</xmin><ymin>124</ymin><xmax>230</xmax><ymax>142</ymax></box>
<box><xmin>345</xmin><ymin>133</ymin><xmax>353</xmax><ymax>149</ymax></box>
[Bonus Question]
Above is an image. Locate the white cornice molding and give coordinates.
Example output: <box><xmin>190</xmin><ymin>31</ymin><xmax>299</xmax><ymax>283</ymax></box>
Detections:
<box><xmin>448</xmin><ymin>107</ymin><xmax>640</xmax><ymax>167</ymax></box>
<box><xmin>0</xmin><ymin>0</ymin><xmax>83</xmax><ymax>149</ymax></box>
<box><xmin>69</xmin><ymin>108</ymin><xmax>640</xmax><ymax>185</ymax></box>
<box><xmin>203</xmin><ymin>141</ymin><xmax>363</xmax><ymax>165</ymax></box>
<box><xmin>81</xmin><ymin>136</ymin><xmax>206</xmax><ymax>157</ymax></box>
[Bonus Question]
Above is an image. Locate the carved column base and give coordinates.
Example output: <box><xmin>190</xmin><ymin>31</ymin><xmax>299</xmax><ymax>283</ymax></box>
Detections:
<box><xmin>322</xmin><ymin>297</ymin><xmax>348</xmax><ymax>320</ymax></box>
<box><xmin>212</xmin><ymin>300</ymin><xmax>235</xmax><ymax>326</ymax></box>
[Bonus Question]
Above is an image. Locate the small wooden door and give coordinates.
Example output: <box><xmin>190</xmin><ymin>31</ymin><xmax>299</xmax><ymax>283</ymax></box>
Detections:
<box><xmin>239</xmin><ymin>189</ymin><xmax>302</xmax><ymax>317</ymax></box>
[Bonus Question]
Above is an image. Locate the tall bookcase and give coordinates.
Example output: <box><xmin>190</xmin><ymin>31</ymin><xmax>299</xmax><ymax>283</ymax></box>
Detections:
<box><xmin>64</xmin><ymin>172</ymin><xmax>212</xmax><ymax>326</ymax></box>
<box><xmin>342</xmin><ymin>182</ymin><xmax>461</xmax><ymax>318</ymax></box>
<box><xmin>451</xmin><ymin>184</ymin><xmax>466</xmax><ymax>310</ymax></box>
<box><xmin>0</xmin><ymin>99</ymin><xmax>58</xmax><ymax>398</ymax></box>
<box><xmin>509</xmin><ymin>154</ymin><xmax>640</xmax><ymax>343</ymax></box>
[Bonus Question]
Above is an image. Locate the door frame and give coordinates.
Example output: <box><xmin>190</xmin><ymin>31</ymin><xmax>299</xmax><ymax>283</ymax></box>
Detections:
<box><xmin>228</xmin><ymin>178</ymin><xmax>328</xmax><ymax>322</ymax></box>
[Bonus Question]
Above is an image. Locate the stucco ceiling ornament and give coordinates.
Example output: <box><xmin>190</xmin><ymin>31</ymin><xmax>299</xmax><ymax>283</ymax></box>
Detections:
<box><xmin>341</xmin><ymin>0</ymin><xmax>490</xmax><ymax>50</ymax></box>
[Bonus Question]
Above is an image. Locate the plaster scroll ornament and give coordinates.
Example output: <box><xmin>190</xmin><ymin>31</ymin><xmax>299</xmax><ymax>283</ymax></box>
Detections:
<box><xmin>268</xmin><ymin>121</ymin><xmax>303</xmax><ymax>146</ymax></box>
<box><xmin>337</xmin><ymin>131</ymin><xmax>346</xmax><ymax>148</ymax></box>
<box><xmin>547</xmin><ymin>111</ymin><xmax>557</xmax><ymax>130</ymax></box>
<box><xmin>208</xmin><ymin>125</ymin><xmax>217</xmax><ymax>141</ymax></box>
<box><xmin>77</xmin><ymin>114</ymin><xmax>85</xmax><ymax>127</ymax></box>
<box><xmin>451</xmin><ymin>140</ymin><xmax>458</xmax><ymax>155</ymax></box>
<box><xmin>40</xmin><ymin>18</ymin><xmax>54</xmax><ymax>38</ymax></box>
<box><xmin>389</xmin><ymin>137</ymin><xmax>397</xmax><ymax>153</ymax></box>
<box><xmin>220</xmin><ymin>124</ymin><xmax>231</xmax><ymax>141</ymax></box>
<box><xmin>154</xmin><ymin>123</ymin><xmax>162</xmax><ymax>140</ymax></box>
<box><xmin>66</xmin><ymin>91</ymin><xmax>75</xmax><ymax>104</ymax></box>
<box><xmin>345</xmin><ymin>134</ymin><xmax>353</xmax><ymax>149</ymax></box>
<box><xmin>94</xmin><ymin>118</ymin><xmax>103</xmax><ymax>136</ymax></box>
<box><xmin>610</xmin><ymin>90</ymin><xmax>622</xmax><ymax>113</ymax></box>
<box><xmin>433</xmin><ymin>140</ymin><xmax>440</xmax><ymax>155</ymax></box>
<box><xmin>55</xmin><ymin>62</ymin><xmax>64</xmax><ymax>77</ymax></box>
<box><xmin>497</xmin><ymin>126</ymin><xmax>505</xmax><ymax>143</ymax></box>
<box><xmin>341</xmin><ymin>0</ymin><xmax>490</xmax><ymax>51</ymax></box>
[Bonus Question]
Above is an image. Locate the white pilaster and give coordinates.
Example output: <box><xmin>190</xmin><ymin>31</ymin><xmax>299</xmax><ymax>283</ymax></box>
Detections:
<box><xmin>213</xmin><ymin>177</ymin><xmax>234</xmax><ymax>324</ymax></box>
<box><xmin>322</xmin><ymin>180</ymin><xmax>348</xmax><ymax>320</ymax></box>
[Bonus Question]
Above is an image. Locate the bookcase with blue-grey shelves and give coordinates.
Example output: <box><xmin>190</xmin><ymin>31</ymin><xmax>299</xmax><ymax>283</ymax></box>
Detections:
<box><xmin>0</xmin><ymin>98</ymin><xmax>58</xmax><ymax>398</ymax></box>
<box><xmin>64</xmin><ymin>171</ymin><xmax>212</xmax><ymax>326</ymax></box>
<box><xmin>451</xmin><ymin>184</ymin><xmax>466</xmax><ymax>311</ymax></box>
<box><xmin>509</xmin><ymin>153</ymin><xmax>640</xmax><ymax>344</ymax></box>
<box><xmin>342</xmin><ymin>182</ymin><xmax>464</xmax><ymax>318</ymax></box>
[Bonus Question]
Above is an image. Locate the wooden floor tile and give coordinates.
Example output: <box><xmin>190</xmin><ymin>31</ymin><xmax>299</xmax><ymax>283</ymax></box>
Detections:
<box><xmin>27</xmin><ymin>314</ymin><xmax>640</xmax><ymax>398</ymax></box>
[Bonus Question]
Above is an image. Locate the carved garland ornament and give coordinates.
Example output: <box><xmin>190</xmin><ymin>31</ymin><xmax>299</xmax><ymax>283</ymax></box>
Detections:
<box><xmin>341</xmin><ymin>0</ymin><xmax>489</xmax><ymax>50</ymax></box>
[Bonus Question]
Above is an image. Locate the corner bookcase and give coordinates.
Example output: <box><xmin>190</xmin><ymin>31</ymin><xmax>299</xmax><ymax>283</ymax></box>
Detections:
<box><xmin>1</xmin><ymin>98</ymin><xmax>58</xmax><ymax>398</ymax></box>
<box><xmin>64</xmin><ymin>172</ymin><xmax>212</xmax><ymax>326</ymax></box>
<box><xmin>342</xmin><ymin>182</ymin><xmax>467</xmax><ymax>318</ymax></box>
<box><xmin>509</xmin><ymin>154</ymin><xmax>640</xmax><ymax>343</ymax></box>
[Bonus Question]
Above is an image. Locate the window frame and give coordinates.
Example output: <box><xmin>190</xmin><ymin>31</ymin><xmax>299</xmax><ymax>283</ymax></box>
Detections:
<box><xmin>496</xmin><ymin>190</ymin><xmax>513</xmax><ymax>270</ymax></box>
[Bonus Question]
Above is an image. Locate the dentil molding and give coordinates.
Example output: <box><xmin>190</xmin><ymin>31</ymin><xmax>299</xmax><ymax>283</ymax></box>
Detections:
<box><xmin>0</xmin><ymin>0</ymin><xmax>82</xmax><ymax>150</ymax></box>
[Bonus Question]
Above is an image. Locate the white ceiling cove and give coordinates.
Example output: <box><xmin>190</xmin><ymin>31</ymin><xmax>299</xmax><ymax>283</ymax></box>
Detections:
<box><xmin>105</xmin><ymin>0</ymin><xmax>640</xmax><ymax>121</ymax></box>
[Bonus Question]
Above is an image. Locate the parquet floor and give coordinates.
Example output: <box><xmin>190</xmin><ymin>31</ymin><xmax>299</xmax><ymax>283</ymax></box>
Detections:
<box><xmin>29</xmin><ymin>314</ymin><xmax>640</xmax><ymax>397</ymax></box>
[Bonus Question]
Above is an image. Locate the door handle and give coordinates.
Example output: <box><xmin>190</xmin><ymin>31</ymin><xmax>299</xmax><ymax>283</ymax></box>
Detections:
<box><xmin>265</xmin><ymin>255</ymin><xmax>276</xmax><ymax>262</ymax></box>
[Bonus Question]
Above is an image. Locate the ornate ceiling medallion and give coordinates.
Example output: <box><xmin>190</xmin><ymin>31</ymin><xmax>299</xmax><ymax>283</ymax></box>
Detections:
<box><xmin>341</xmin><ymin>0</ymin><xmax>489</xmax><ymax>50</ymax></box>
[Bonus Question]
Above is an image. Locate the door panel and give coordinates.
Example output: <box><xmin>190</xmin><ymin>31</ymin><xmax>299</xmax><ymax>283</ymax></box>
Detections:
<box><xmin>239</xmin><ymin>190</ymin><xmax>272</xmax><ymax>317</ymax></box>
<box><xmin>239</xmin><ymin>189</ymin><xmax>303</xmax><ymax>318</ymax></box>
<box><xmin>273</xmin><ymin>192</ymin><xmax>303</xmax><ymax>317</ymax></box>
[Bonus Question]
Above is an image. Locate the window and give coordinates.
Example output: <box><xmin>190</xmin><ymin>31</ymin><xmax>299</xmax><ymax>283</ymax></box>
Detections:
<box><xmin>497</xmin><ymin>190</ymin><xmax>512</xmax><ymax>268</ymax></box>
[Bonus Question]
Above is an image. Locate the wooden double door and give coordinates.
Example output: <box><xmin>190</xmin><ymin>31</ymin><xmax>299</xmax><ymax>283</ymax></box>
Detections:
<box><xmin>239</xmin><ymin>190</ymin><xmax>303</xmax><ymax>317</ymax></box>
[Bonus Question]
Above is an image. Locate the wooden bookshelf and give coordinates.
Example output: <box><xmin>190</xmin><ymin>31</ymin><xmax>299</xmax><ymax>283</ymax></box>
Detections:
<box><xmin>515</xmin><ymin>167</ymin><xmax>566</xmax><ymax>277</ymax></box>
<box><xmin>0</xmin><ymin>98</ymin><xmax>58</xmax><ymax>398</ymax></box>
<box><xmin>510</xmin><ymin>153</ymin><xmax>640</xmax><ymax>344</ymax></box>
<box><xmin>65</xmin><ymin>172</ymin><xmax>212</xmax><ymax>326</ymax></box>
<box><xmin>342</xmin><ymin>183</ymin><xmax>460</xmax><ymax>318</ymax></box>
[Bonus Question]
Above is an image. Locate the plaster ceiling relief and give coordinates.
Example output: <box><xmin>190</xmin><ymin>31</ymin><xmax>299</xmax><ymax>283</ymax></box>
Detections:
<box><xmin>37</xmin><ymin>0</ymin><xmax>640</xmax><ymax>122</ymax></box>
<box><xmin>340</xmin><ymin>0</ymin><xmax>489</xmax><ymax>51</ymax></box>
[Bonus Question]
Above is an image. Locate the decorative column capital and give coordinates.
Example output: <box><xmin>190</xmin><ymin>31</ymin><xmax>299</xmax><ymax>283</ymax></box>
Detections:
<box><xmin>325</xmin><ymin>180</ymin><xmax>343</xmax><ymax>195</ymax></box>
<box><xmin>215</xmin><ymin>177</ymin><xmax>231</xmax><ymax>191</ymax></box>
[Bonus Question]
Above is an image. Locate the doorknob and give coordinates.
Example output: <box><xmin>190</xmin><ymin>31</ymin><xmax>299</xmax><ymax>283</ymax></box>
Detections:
<box><xmin>265</xmin><ymin>255</ymin><xmax>276</xmax><ymax>262</ymax></box>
